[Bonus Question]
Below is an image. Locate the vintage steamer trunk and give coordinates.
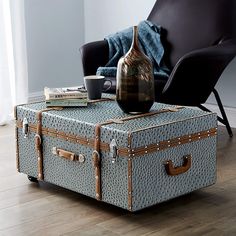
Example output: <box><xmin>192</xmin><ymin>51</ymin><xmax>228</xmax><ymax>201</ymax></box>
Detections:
<box><xmin>15</xmin><ymin>98</ymin><xmax>217</xmax><ymax>212</ymax></box>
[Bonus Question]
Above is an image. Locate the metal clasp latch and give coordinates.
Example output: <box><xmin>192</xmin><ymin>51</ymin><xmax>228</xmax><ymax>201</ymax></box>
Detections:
<box><xmin>22</xmin><ymin>118</ymin><xmax>29</xmax><ymax>138</ymax></box>
<box><xmin>110</xmin><ymin>139</ymin><xmax>117</xmax><ymax>163</ymax></box>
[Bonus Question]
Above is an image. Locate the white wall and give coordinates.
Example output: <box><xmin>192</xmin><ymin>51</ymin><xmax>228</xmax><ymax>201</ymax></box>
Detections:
<box><xmin>24</xmin><ymin>0</ymin><xmax>84</xmax><ymax>94</ymax></box>
<box><xmin>84</xmin><ymin>0</ymin><xmax>156</xmax><ymax>43</ymax></box>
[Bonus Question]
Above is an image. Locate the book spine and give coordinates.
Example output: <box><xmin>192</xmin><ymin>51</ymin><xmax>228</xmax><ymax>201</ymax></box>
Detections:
<box><xmin>46</xmin><ymin>94</ymin><xmax>87</xmax><ymax>100</ymax></box>
<box><xmin>46</xmin><ymin>99</ymin><xmax>88</xmax><ymax>107</ymax></box>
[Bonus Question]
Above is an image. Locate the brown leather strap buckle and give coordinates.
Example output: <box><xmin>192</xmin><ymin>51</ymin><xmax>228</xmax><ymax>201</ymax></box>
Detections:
<box><xmin>34</xmin><ymin>134</ymin><xmax>42</xmax><ymax>147</ymax></box>
<box><xmin>92</xmin><ymin>150</ymin><xmax>100</xmax><ymax>167</ymax></box>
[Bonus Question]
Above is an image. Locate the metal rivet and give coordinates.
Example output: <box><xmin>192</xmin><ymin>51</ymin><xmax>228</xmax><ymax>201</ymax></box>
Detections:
<box><xmin>145</xmin><ymin>151</ymin><xmax>148</xmax><ymax>154</ymax></box>
<box><xmin>157</xmin><ymin>148</ymin><xmax>160</xmax><ymax>150</ymax></box>
<box><xmin>79</xmin><ymin>154</ymin><xmax>85</xmax><ymax>163</ymax></box>
<box><xmin>178</xmin><ymin>137</ymin><xmax>181</xmax><ymax>140</ymax></box>
<box><xmin>198</xmin><ymin>137</ymin><xmax>201</xmax><ymax>139</ymax></box>
<box><xmin>145</xmin><ymin>146</ymin><xmax>147</xmax><ymax>149</ymax></box>
<box><xmin>168</xmin><ymin>145</ymin><xmax>170</xmax><ymax>147</ymax></box>
<box><xmin>168</xmin><ymin>140</ymin><xmax>170</xmax><ymax>143</ymax></box>
<box><xmin>178</xmin><ymin>142</ymin><xmax>181</xmax><ymax>145</ymax></box>
<box><xmin>129</xmin><ymin>192</ymin><xmax>131</xmax><ymax>195</ymax></box>
<box><xmin>208</xmin><ymin>134</ymin><xmax>210</xmax><ymax>137</ymax></box>
<box><xmin>128</xmin><ymin>175</ymin><xmax>131</xmax><ymax>178</ymax></box>
<box><xmin>95</xmin><ymin>175</ymin><xmax>98</xmax><ymax>179</ymax></box>
<box><xmin>132</xmin><ymin>154</ymin><xmax>135</xmax><ymax>157</ymax></box>
<box><xmin>128</xmin><ymin>158</ymin><xmax>131</xmax><ymax>161</ymax></box>
<box><xmin>129</xmin><ymin>155</ymin><xmax>131</xmax><ymax>157</ymax></box>
<box><xmin>189</xmin><ymin>139</ymin><xmax>191</xmax><ymax>142</ymax></box>
<box><xmin>198</xmin><ymin>133</ymin><xmax>201</xmax><ymax>135</ymax></box>
<box><xmin>132</xmin><ymin>149</ymin><xmax>134</xmax><ymax>152</ymax></box>
<box><xmin>156</xmin><ymin>143</ymin><xmax>159</xmax><ymax>146</ymax></box>
<box><xmin>96</xmin><ymin>193</ymin><xmax>99</xmax><ymax>197</ymax></box>
<box><xmin>207</xmin><ymin>130</ymin><xmax>210</xmax><ymax>133</ymax></box>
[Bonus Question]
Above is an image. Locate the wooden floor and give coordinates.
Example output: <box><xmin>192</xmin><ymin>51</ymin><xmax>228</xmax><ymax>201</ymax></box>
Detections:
<box><xmin>0</xmin><ymin>123</ymin><xmax>236</xmax><ymax>236</ymax></box>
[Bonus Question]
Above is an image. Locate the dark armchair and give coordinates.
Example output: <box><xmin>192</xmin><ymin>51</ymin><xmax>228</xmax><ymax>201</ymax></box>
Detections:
<box><xmin>80</xmin><ymin>0</ymin><xmax>236</xmax><ymax>136</ymax></box>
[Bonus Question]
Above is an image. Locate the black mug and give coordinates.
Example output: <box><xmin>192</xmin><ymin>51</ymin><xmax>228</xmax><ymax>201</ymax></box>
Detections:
<box><xmin>84</xmin><ymin>75</ymin><xmax>112</xmax><ymax>100</ymax></box>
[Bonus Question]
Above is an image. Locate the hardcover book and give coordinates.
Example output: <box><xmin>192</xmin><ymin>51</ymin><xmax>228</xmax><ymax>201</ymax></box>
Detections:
<box><xmin>44</xmin><ymin>86</ymin><xmax>87</xmax><ymax>100</ymax></box>
<box><xmin>45</xmin><ymin>98</ymin><xmax>88</xmax><ymax>107</ymax></box>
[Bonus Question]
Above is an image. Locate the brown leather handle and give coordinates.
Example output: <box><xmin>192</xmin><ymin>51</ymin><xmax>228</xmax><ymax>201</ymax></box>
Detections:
<box><xmin>165</xmin><ymin>155</ymin><xmax>192</xmax><ymax>176</ymax></box>
<box><xmin>53</xmin><ymin>147</ymin><xmax>77</xmax><ymax>161</ymax></box>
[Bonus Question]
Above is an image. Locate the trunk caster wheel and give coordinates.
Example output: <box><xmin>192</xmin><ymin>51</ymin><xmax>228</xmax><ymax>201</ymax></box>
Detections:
<box><xmin>27</xmin><ymin>175</ymin><xmax>38</xmax><ymax>183</ymax></box>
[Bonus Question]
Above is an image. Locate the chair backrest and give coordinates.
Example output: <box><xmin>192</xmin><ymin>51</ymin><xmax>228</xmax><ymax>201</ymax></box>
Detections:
<box><xmin>148</xmin><ymin>0</ymin><xmax>236</xmax><ymax>68</ymax></box>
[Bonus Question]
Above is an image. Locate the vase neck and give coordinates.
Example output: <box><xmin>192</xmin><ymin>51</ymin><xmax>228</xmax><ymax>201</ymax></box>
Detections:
<box><xmin>131</xmin><ymin>26</ymin><xmax>139</xmax><ymax>51</ymax></box>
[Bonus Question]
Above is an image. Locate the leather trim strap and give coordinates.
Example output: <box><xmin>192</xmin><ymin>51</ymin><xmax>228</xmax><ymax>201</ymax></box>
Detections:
<box><xmin>92</xmin><ymin>106</ymin><xmax>184</xmax><ymax>202</ymax></box>
<box><xmin>14</xmin><ymin>106</ymin><xmax>20</xmax><ymax>172</ymax></box>
<box><xmin>93</xmin><ymin>124</ymin><xmax>102</xmax><ymax>200</ymax></box>
<box><xmin>35</xmin><ymin>107</ymin><xmax>63</xmax><ymax>180</ymax></box>
<box><xmin>88</xmin><ymin>97</ymin><xmax>116</xmax><ymax>103</ymax></box>
<box><xmin>15</xmin><ymin>125</ymin><xmax>19</xmax><ymax>172</ymax></box>
<box><xmin>128</xmin><ymin>157</ymin><xmax>132</xmax><ymax>211</ymax></box>
<box><xmin>107</xmin><ymin>106</ymin><xmax>185</xmax><ymax>124</ymax></box>
<box><xmin>131</xmin><ymin>128</ymin><xmax>217</xmax><ymax>157</ymax></box>
<box><xmin>16</xmin><ymin>121</ymin><xmax>217</xmax><ymax>158</ymax></box>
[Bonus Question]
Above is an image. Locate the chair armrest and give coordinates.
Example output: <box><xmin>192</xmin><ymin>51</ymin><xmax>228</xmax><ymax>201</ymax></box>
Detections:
<box><xmin>160</xmin><ymin>40</ymin><xmax>236</xmax><ymax>105</ymax></box>
<box><xmin>79</xmin><ymin>40</ymin><xmax>109</xmax><ymax>76</ymax></box>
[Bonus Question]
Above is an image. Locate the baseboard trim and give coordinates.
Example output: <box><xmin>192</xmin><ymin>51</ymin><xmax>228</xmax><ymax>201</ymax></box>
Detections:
<box><xmin>28</xmin><ymin>91</ymin><xmax>44</xmax><ymax>103</ymax></box>
<box><xmin>204</xmin><ymin>103</ymin><xmax>236</xmax><ymax>128</ymax></box>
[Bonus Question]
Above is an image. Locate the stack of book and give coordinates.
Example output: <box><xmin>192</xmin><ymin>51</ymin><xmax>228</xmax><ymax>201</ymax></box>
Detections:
<box><xmin>44</xmin><ymin>86</ymin><xmax>88</xmax><ymax>107</ymax></box>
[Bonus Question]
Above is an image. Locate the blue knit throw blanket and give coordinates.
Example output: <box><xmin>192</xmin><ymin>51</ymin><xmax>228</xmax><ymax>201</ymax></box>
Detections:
<box><xmin>96</xmin><ymin>20</ymin><xmax>170</xmax><ymax>79</ymax></box>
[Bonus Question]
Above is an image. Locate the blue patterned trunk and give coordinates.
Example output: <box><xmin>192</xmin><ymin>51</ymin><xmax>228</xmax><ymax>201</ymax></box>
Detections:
<box><xmin>15</xmin><ymin>99</ymin><xmax>217</xmax><ymax>212</ymax></box>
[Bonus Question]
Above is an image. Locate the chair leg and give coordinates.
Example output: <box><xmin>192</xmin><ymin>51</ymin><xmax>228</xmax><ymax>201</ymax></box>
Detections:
<box><xmin>212</xmin><ymin>89</ymin><xmax>233</xmax><ymax>137</ymax></box>
<box><xmin>199</xmin><ymin>89</ymin><xmax>233</xmax><ymax>137</ymax></box>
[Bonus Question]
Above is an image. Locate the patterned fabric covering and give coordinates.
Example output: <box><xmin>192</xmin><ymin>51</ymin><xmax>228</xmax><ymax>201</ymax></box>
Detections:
<box><xmin>16</xmin><ymin>99</ymin><xmax>217</xmax><ymax>211</ymax></box>
<box><xmin>96</xmin><ymin>20</ymin><xmax>170</xmax><ymax>79</ymax></box>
